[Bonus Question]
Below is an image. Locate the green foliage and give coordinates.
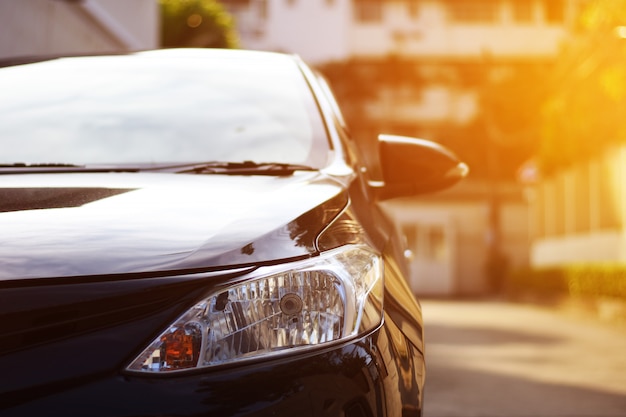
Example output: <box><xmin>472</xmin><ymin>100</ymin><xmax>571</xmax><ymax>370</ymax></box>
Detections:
<box><xmin>159</xmin><ymin>0</ymin><xmax>239</xmax><ymax>49</ymax></box>
<box><xmin>477</xmin><ymin>63</ymin><xmax>553</xmax><ymax>180</ymax></box>
<box><xmin>566</xmin><ymin>265</ymin><xmax>626</xmax><ymax>298</ymax></box>
<box><xmin>539</xmin><ymin>0</ymin><xmax>626</xmax><ymax>174</ymax></box>
<box><xmin>508</xmin><ymin>266</ymin><xmax>568</xmax><ymax>297</ymax></box>
<box><xmin>481</xmin><ymin>64</ymin><xmax>549</xmax><ymax>148</ymax></box>
<box><xmin>508</xmin><ymin>264</ymin><xmax>626</xmax><ymax>299</ymax></box>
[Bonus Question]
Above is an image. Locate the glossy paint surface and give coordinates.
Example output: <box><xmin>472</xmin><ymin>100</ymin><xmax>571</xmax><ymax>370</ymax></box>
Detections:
<box><xmin>1</xmin><ymin>322</ymin><xmax>423</xmax><ymax>417</ymax></box>
<box><xmin>0</xmin><ymin>49</ymin><xmax>428</xmax><ymax>417</ymax></box>
<box><xmin>0</xmin><ymin>189</ymin><xmax>426</xmax><ymax>416</ymax></box>
<box><xmin>0</xmin><ymin>171</ymin><xmax>346</xmax><ymax>280</ymax></box>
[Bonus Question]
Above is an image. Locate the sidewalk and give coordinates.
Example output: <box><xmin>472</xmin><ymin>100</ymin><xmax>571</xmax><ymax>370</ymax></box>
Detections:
<box><xmin>420</xmin><ymin>298</ymin><xmax>626</xmax><ymax>417</ymax></box>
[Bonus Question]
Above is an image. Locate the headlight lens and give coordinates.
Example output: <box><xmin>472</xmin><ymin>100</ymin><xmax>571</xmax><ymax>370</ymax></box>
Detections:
<box><xmin>127</xmin><ymin>245</ymin><xmax>383</xmax><ymax>373</ymax></box>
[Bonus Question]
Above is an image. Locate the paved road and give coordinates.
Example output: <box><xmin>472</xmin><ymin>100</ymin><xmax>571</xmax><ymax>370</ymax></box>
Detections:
<box><xmin>420</xmin><ymin>299</ymin><xmax>626</xmax><ymax>417</ymax></box>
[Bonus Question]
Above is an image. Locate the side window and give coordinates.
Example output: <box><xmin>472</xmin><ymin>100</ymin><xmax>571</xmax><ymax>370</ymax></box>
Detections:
<box><xmin>314</xmin><ymin>72</ymin><xmax>362</xmax><ymax>166</ymax></box>
<box><xmin>315</xmin><ymin>73</ymin><xmax>349</xmax><ymax>133</ymax></box>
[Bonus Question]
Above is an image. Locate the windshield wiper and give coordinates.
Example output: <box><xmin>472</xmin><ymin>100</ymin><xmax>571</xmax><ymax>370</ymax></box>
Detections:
<box><xmin>0</xmin><ymin>161</ymin><xmax>316</xmax><ymax>176</ymax></box>
<box><xmin>174</xmin><ymin>161</ymin><xmax>316</xmax><ymax>176</ymax></box>
<box><xmin>0</xmin><ymin>163</ymin><xmax>84</xmax><ymax>168</ymax></box>
<box><xmin>0</xmin><ymin>163</ymin><xmax>140</xmax><ymax>174</ymax></box>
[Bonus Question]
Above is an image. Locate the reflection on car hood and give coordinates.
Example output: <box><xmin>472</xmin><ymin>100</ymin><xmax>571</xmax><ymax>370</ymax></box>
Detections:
<box><xmin>0</xmin><ymin>172</ymin><xmax>347</xmax><ymax>280</ymax></box>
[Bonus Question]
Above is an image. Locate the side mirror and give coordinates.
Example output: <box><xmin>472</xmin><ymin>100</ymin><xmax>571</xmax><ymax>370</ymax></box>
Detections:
<box><xmin>372</xmin><ymin>134</ymin><xmax>469</xmax><ymax>200</ymax></box>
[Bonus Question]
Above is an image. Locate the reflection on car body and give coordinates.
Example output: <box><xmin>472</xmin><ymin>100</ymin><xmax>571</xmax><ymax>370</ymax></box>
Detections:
<box><xmin>0</xmin><ymin>48</ymin><xmax>467</xmax><ymax>417</ymax></box>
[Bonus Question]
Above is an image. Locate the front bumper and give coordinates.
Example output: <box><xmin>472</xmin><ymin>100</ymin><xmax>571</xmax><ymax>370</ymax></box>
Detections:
<box><xmin>1</xmin><ymin>319</ymin><xmax>424</xmax><ymax>417</ymax></box>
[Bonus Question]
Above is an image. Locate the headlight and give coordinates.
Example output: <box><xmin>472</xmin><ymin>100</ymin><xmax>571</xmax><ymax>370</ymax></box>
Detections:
<box><xmin>126</xmin><ymin>245</ymin><xmax>383</xmax><ymax>373</ymax></box>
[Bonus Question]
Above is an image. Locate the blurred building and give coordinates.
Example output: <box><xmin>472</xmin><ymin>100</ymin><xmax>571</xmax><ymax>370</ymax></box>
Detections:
<box><xmin>529</xmin><ymin>145</ymin><xmax>626</xmax><ymax>266</ymax></box>
<box><xmin>380</xmin><ymin>180</ymin><xmax>528</xmax><ymax>296</ymax></box>
<box><xmin>221</xmin><ymin>0</ymin><xmax>573</xmax><ymax>64</ymax></box>
<box><xmin>222</xmin><ymin>0</ymin><xmax>582</xmax><ymax>296</ymax></box>
<box><xmin>221</xmin><ymin>1</ymin><xmax>578</xmax><ymax>135</ymax></box>
<box><xmin>0</xmin><ymin>0</ymin><xmax>159</xmax><ymax>59</ymax></box>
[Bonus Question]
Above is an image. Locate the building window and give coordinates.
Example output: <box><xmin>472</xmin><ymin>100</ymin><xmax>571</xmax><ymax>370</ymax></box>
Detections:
<box><xmin>426</xmin><ymin>225</ymin><xmax>448</xmax><ymax>261</ymax></box>
<box><xmin>257</xmin><ymin>0</ymin><xmax>268</xmax><ymax>20</ymax></box>
<box><xmin>354</xmin><ymin>1</ymin><xmax>383</xmax><ymax>22</ymax></box>
<box><xmin>407</xmin><ymin>0</ymin><xmax>420</xmax><ymax>19</ymax></box>
<box><xmin>447</xmin><ymin>0</ymin><xmax>498</xmax><ymax>23</ymax></box>
<box><xmin>512</xmin><ymin>0</ymin><xmax>533</xmax><ymax>23</ymax></box>
<box><xmin>403</xmin><ymin>223</ymin><xmax>449</xmax><ymax>262</ymax></box>
<box><xmin>542</xmin><ymin>0</ymin><xmax>564</xmax><ymax>23</ymax></box>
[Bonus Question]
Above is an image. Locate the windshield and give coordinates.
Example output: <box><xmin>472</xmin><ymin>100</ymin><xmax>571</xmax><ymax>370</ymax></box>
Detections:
<box><xmin>0</xmin><ymin>50</ymin><xmax>330</xmax><ymax>168</ymax></box>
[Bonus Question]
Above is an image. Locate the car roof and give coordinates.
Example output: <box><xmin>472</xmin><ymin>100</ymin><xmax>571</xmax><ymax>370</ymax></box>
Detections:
<box><xmin>0</xmin><ymin>48</ymin><xmax>303</xmax><ymax>70</ymax></box>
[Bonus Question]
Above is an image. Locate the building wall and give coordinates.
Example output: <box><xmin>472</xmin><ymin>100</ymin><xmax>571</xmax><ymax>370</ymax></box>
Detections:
<box><xmin>350</xmin><ymin>1</ymin><xmax>569</xmax><ymax>59</ymax></box>
<box><xmin>225</xmin><ymin>0</ymin><xmax>351</xmax><ymax>64</ymax></box>
<box><xmin>226</xmin><ymin>0</ymin><xmax>575</xmax><ymax>64</ymax></box>
<box><xmin>0</xmin><ymin>0</ymin><xmax>158</xmax><ymax>59</ymax></box>
<box><xmin>365</xmin><ymin>84</ymin><xmax>479</xmax><ymax>126</ymax></box>
<box><xmin>383</xmin><ymin>180</ymin><xmax>529</xmax><ymax>296</ymax></box>
<box><xmin>530</xmin><ymin>145</ymin><xmax>626</xmax><ymax>266</ymax></box>
<box><xmin>532</xmin><ymin>232</ymin><xmax>626</xmax><ymax>266</ymax></box>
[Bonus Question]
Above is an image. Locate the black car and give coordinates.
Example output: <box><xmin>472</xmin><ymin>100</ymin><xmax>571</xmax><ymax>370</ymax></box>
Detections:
<box><xmin>0</xmin><ymin>49</ymin><xmax>467</xmax><ymax>417</ymax></box>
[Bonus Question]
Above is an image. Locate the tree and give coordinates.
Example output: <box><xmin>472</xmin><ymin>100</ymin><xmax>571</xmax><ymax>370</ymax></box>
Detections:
<box><xmin>160</xmin><ymin>0</ymin><xmax>239</xmax><ymax>49</ymax></box>
<box><xmin>320</xmin><ymin>57</ymin><xmax>555</xmax><ymax>181</ymax></box>
<box><xmin>478</xmin><ymin>62</ymin><xmax>552</xmax><ymax>180</ymax></box>
<box><xmin>539</xmin><ymin>0</ymin><xmax>626</xmax><ymax>173</ymax></box>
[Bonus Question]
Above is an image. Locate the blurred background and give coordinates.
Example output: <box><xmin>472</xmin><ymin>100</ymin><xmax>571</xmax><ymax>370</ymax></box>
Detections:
<box><xmin>1</xmin><ymin>0</ymin><xmax>625</xmax><ymax>317</ymax></box>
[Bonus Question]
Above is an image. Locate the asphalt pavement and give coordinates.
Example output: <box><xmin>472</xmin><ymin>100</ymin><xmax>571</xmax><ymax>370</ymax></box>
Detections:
<box><xmin>420</xmin><ymin>299</ymin><xmax>626</xmax><ymax>417</ymax></box>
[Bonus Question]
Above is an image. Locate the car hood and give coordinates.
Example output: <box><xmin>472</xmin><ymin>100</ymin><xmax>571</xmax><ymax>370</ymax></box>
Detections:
<box><xmin>0</xmin><ymin>172</ymin><xmax>348</xmax><ymax>281</ymax></box>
